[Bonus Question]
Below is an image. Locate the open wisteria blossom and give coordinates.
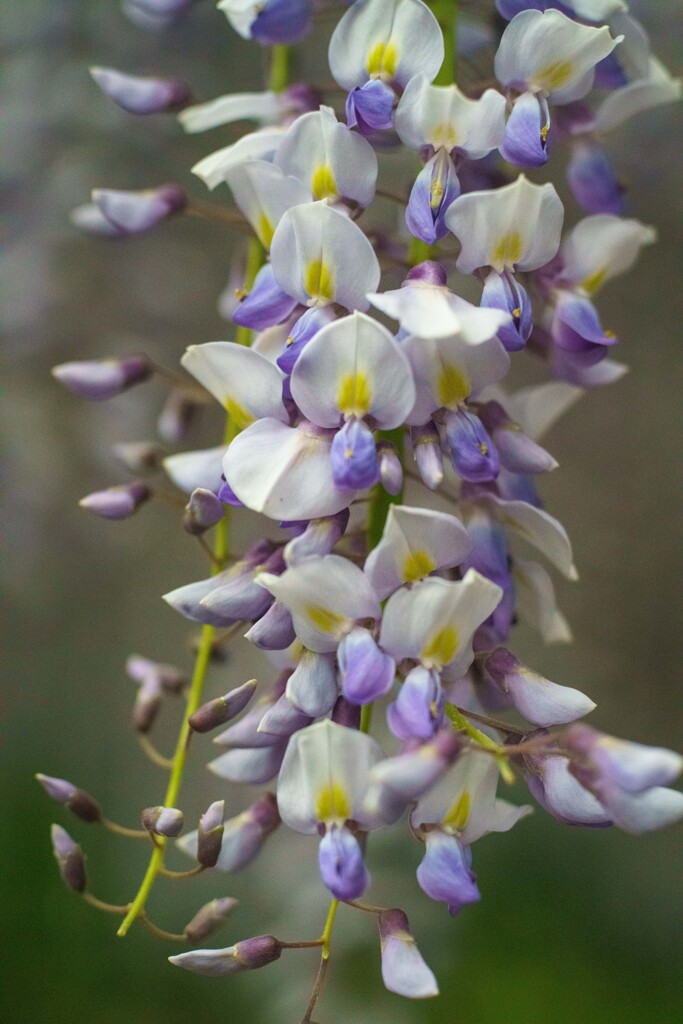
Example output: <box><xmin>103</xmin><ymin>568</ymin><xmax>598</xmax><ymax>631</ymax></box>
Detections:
<box><xmin>41</xmin><ymin>1</ymin><xmax>681</xmax><ymax>1020</ymax></box>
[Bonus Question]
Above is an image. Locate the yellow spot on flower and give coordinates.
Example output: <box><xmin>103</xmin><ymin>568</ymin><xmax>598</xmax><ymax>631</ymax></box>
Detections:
<box><xmin>431</xmin><ymin>122</ymin><xmax>459</xmax><ymax>150</ymax></box>
<box><xmin>512</xmin><ymin>307</ymin><xmax>521</xmax><ymax>320</ymax></box>
<box><xmin>540</xmin><ymin>122</ymin><xmax>550</xmax><ymax>143</ymax></box>
<box><xmin>437</xmin><ymin>364</ymin><xmax>470</xmax><ymax>408</ymax></box>
<box><xmin>316</xmin><ymin>782</ymin><xmax>350</xmax><ymax>823</ymax></box>
<box><xmin>304</xmin><ymin>258</ymin><xmax>335</xmax><ymax>304</ymax></box>
<box><xmin>224</xmin><ymin>396</ymin><xmax>254</xmax><ymax>430</ymax></box>
<box><xmin>421</xmin><ymin>626</ymin><xmax>458</xmax><ymax>668</ymax></box>
<box><xmin>257</xmin><ymin>212</ymin><xmax>274</xmax><ymax>250</ymax></box>
<box><xmin>491</xmin><ymin>232</ymin><xmax>523</xmax><ymax>270</ymax></box>
<box><xmin>337</xmin><ymin>371</ymin><xmax>372</xmax><ymax>418</ymax></box>
<box><xmin>306</xmin><ymin>604</ymin><xmax>347</xmax><ymax>636</ymax></box>
<box><xmin>312</xmin><ymin>163</ymin><xmax>338</xmax><ymax>201</ymax></box>
<box><xmin>581</xmin><ymin>267</ymin><xmax>607</xmax><ymax>295</ymax></box>
<box><xmin>535</xmin><ymin>59</ymin><xmax>573</xmax><ymax>92</ymax></box>
<box><xmin>429</xmin><ymin>179</ymin><xmax>444</xmax><ymax>209</ymax></box>
<box><xmin>480</xmin><ymin>442</ymin><xmax>488</xmax><ymax>455</ymax></box>
<box><xmin>403</xmin><ymin>550</ymin><xmax>436</xmax><ymax>583</ymax></box>
<box><xmin>443</xmin><ymin>790</ymin><xmax>471</xmax><ymax>831</ymax></box>
<box><xmin>366</xmin><ymin>40</ymin><xmax>398</xmax><ymax>79</ymax></box>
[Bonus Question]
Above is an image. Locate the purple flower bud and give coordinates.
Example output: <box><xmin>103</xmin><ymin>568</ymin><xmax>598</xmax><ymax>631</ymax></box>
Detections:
<box><xmin>338</xmin><ymin>627</ymin><xmax>396</xmax><ymax>706</ymax></box>
<box><xmin>169</xmin><ymin>934</ymin><xmax>283</xmax><ymax>976</ymax></box>
<box><xmin>416</xmin><ymin>829</ymin><xmax>480</xmax><ymax>916</ymax></box>
<box><xmin>479</xmin><ymin>401</ymin><xmax>558</xmax><ymax>475</ymax></box>
<box><xmin>405</xmin><ymin>261</ymin><xmax>448</xmax><ymax>288</ymax></box>
<box><xmin>158</xmin><ymin>389</ymin><xmax>198</xmax><ymax>443</ymax></box>
<box><xmin>318</xmin><ymin>824</ymin><xmax>370</xmax><ymax>901</ymax></box>
<box><xmin>406</xmin><ymin>150</ymin><xmax>461</xmax><ymax>245</ymax></box>
<box><xmin>79</xmin><ymin>482</ymin><xmax>150</xmax><ymax>520</ymax></box>
<box><xmin>112</xmin><ymin>441</ymin><xmax>165</xmax><ymax>474</ymax></box>
<box><xmin>131</xmin><ymin>677</ymin><xmax>163</xmax><ymax>732</ymax></box>
<box><xmin>51</xmin><ymin>824</ymin><xmax>87</xmax><ymax>893</ymax></box>
<box><xmin>277</xmin><ymin>306</ymin><xmax>337</xmax><ymax>375</ymax></box>
<box><xmin>567</xmin><ymin>141</ymin><xmax>625</xmax><ymax>216</ymax></box>
<box><xmin>411</xmin><ymin>423</ymin><xmax>444</xmax><ymax>490</ymax></box>
<box><xmin>480</xmin><ymin>270</ymin><xmax>532</xmax><ymax>352</ymax></box>
<box><xmin>284</xmin><ymin>509</ymin><xmax>350</xmax><ymax>566</ymax></box>
<box><xmin>196</xmin><ymin>801</ymin><xmax>226</xmax><ymax>868</ymax></box>
<box><xmin>126</xmin><ymin>654</ymin><xmax>187</xmax><ymax>694</ymax></box>
<box><xmin>346</xmin><ymin>80</ymin><xmax>395</xmax><ymax>135</ymax></box>
<box><xmin>552</xmin><ymin>292</ymin><xmax>618</xmax><ymax>366</ymax></box>
<box><xmin>36</xmin><ymin>775</ymin><xmax>101</xmax><ymax>823</ymax></box>
<box><xmin>520</xmin><ymin>733</ymin><xmax>613</xmax><ymax>827</ymax></box>
<box><xmin>331</xmin><ymin>696</ymin><xmax>362</xmax><ymax>730</ymax></box>
<box><xmin>365</xmin><ymin>729</ymin><xmax>463</xmax><ymax>826</ymax></box>
<box><xmin>258</xmin><ymin>693</ymin><xmax>313</xmax><ymax>737</ymax></box>
<box><xmin>484</xmin><ymin>648</ymin><xmax>595</xmax><ymax>727</ymax></box>
<box><xmin>178</xmin><ymin>793</ymin><xmax>280</xmax><ymax>872</ymax></box>
<box><xmin>184</xmin><ymin>897</ymin><xmax>238</xmax><ymax>943</ymax></box>
<box><xmin>245</xmin><ymin>601</ymin><xmax>296</xmax><ymax>650</ymax></box>
<box><xmin>52</xmin><ymin>355</ymin><xmax>151</xmax><ymax>401</ymax></box>
<box><xmin>377</xmin><ymin>441</ymin><xmax>403</xmax><ymax>496</ymax></box>
<box><xmin>285</xmin><ymin>651</ymin><xmax>338</xmax><ymax>718</ymax></box>
<box><xmin>183</xmin><ymin>488</ymin><xmax>225</xmax><ymax>535</ymax></box>
<box><xmin>141</xmin><ymin>805</ymin><xmax>184</xmax><ymax>838</ymax></box>
<box><xmin>387</xmin><ymin>666</ymin><xmax>444</xmax><ymax>742</ymax></box>
<box><xmin>445</xmin><ymin>408</ymin><xmax>499</xmax><ymax>483</ymax></box>
<box><xmin>232</xmin><ymin>264</ymin><xmax>299</xmax><ymax>331</ymax></box>
<box><xmin>501</xmin><ymin>91</ymin><xmax>551</xmax><ymax>168</ymax></box>
<box><xmin>70</xmin><ymin>202</ymin><xmax>126</xmax><ymax>237</ymax></box>
<box><xmin>378</xmin><ymin>909</ymin><xmax>439</xmax><ymax>999</ymax></box>
<box><xmin>189</xmin><ymin>680</ymin><xmax>257</xmax><ymax>733</ymax></box>
<box><xmin>331</xmin><ymin>419</ymin><xmax>379</xmax><ymax>490</ymax></box>
<box><xmin>92</xmin><ymin>185</ymin><xmax>186</xmax><ymax>236</ymax></box>
<box><xmin>89</xmin><ymin>66</ymin><xmax>192</xmax><ymax>115</ymax></box>
<box><xmin>565</xmin><ymin>725</ymin><xmax>683</xmax><ymax>795</ymax></box>
<box><xmin>248</xmin><ymin>0</ymin><xmax>313</xmax><ymax>45</ymax></box>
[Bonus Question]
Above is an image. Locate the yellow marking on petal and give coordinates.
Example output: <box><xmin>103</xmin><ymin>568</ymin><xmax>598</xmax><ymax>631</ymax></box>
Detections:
<box><xmin>337</xmin><ymin>370</ymin><xmax>372</xmax><ymax>419</ymax></box>
<box><xmin>224</xmin><ymin>395</ymin><xmax>254</xmax><ymax>430</ymax></box>
<box><xmin>366</xmin><ymin>40</ymin><xmax>398</xmax><ymax>79</ymax></box>
<box><xmin>535</xmin><ymin>59</ymin><xmax>573</xmax><ymax>92</ymax></box>
<box><xmin>304</xmin><ymin>258</ymin><xmax>335</xmax><ymax>304</ymax></box>
<box><xmin>316</xmin><ymin>782</ymin><xmax>350</xmax><ymax>823</ymax></box>
<box><xmin>540</xmin><ymin>122</ymin><xmax>550</xmax><ymax>143</ymax></box>
<box><xmin>443</xmin><ymin>790</ymin><xmax>471</xmax><ymax>832</ymax></box>
<box><xmin>604</xmin><ymin>329</ymin><xmax>616</xmax><ymax>338</ymax></box>
<box><xmin>306</xmin><ymin>604</ymin><xmax>347</xmax><ymax>636</ymax></box>
<box><xmin>421</xmin><ymin>626</ymin><xmax>458</xmax><ymax>668</ymax></box>
<box><xmin>480</xmin><ymin>442</ymin><xmax>488</xmax><ymax>455</ymax></box>
<box><xmin>491</xmin><ymin>232</ymin><xmax>523</xmax><ymax>270</ymax></box>
<box><xmin>430</xmin><ymin>122</ymin><xmax>459</xmax><ymax>150</ymax></box>
<box><xmin>312</xmin><ymin>163</ymin><xmax>338</xmax><ymax>201</ymax></box>
<box><xmin>429</xmin><ymin>179</ymin><xmax>444</xmax><ymax>209</ymax></box>
<box><xmin>581</xmin><ymin>267</ymin><xmax>607</xmax><ymax>295</ymax></box>
<box><xmin>437</xmin><ymin>364</ymin><xmax>470</xmax><ymax>408</ymax></box>
<box><xmin>257</xmin><ymin>212</ymin><xmax>274</xmax><ymax>250</ymax></box>
<box><xmin>402</xmin><ymin>550</ymin><xmax>436</xmax><ymax>583</ymax></box>
<box><xmin>234</xmin><ymin>288</ymin><xmax>248</xmax><ymax>300</ymax></box>
<box><xmin>512</xmin><ymin>307</ymin><xmax>521</xmax><ymax>320</ymax></box>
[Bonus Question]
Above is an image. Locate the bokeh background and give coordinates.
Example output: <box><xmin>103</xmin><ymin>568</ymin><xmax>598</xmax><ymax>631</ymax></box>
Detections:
<box><xmin>3</xmin><ymin>2</ymin><xmax>681</xmax><ymax>1022</ymax></box>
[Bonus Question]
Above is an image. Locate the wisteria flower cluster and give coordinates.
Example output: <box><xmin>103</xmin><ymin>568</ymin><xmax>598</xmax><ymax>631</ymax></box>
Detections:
<box><xmin>42</xmin><ymin>0</ymin><xmax>681</xmax><ymax>1019</ymax></box>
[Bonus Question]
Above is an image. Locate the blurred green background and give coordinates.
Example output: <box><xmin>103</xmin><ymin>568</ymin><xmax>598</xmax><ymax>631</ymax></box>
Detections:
<box><xmin>2</xmin><ymin>2</ymin><xmax>681</xmax><ymax>1022</ymax></box>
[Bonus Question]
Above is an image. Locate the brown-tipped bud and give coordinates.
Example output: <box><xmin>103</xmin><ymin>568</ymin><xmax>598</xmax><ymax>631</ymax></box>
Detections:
<box><xmin>111</xmin><ymin>441</ymin><xmax>166</xmax><ymax>475</ymax></box>
<box><xmin>183</xmin><ymin>897</ymin><xmax>238</xmax><ymax>943</ymax></box>
<box><xmin>141</xmin><ymin>805</ymin><xmax>184</xmax><ymax>838</ymax></box>
<box><xmin>183</xmin><ymin>488</ymin><xmax>225</xmax><ymax>535</ymax></box>
<box><xmin>169</xmin><ymin>935</ymin><xmax>283</xmax><ymax>977</ymax></box>
<box><xmin>132</xmin><ymin>677</ymin><xmax>163</xmax><ymax>733</ymax></box>
<box><xmin>157</xmin><ymin>389</ymin><xmax>198</xmax><ymax>443</ymax></box>
<box><xmin>51</xmin><ymin>824</ymin><xmax>87</xmax><ymax>893</ymax></box>
<box><xmin>79</xmin><ymin>481</ymin><xmax>151</xmax><ymax>520</ymax></box>
<box><xmin>52</xmin><ymin>354</ymin><xmax>151</xmax><ymax>400</ymax></box>
<box><xmin>126</xmin><ymin>654</ymin><xmax>188</xmax><ymax>694</ymax></box>
<box><xmin>36</xmin><ymin>774</ymin><xmax>101</xmax><ymax>823</ymax></box>
<box><xmin>188</xmin><ymin>680</ymin><xmax>257</xmax><ymax>733</ymax></box>
<box><xmin>197</xmin><ymin>800</ymin><xmax>225</xmax><ymax>868</ymax></box>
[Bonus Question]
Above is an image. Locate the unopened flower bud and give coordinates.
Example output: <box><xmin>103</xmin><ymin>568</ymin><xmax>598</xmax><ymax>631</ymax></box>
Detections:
<box><xmin>92</xmin><ymin>185</ymin><xmax>187</xmax><ymax>235</ymax></box>
<box><xmin>132</xmin><ymin>677</ymin><xmax>163</xmax><ymax>732</ymax></box>
<box><xmin>158</xmin><ymin>389</ymin><xmax>199</xmax><ymax>443</ymax></box>
<box><xmin>169</xmin><ymin>934</ymin><xmax>283</xmax><ymax>977</ymax></box>
<box><xmin>112</xmin><ymin>441</ymin><xmax>165</xmax><ymax>474</ymax></box>
<box><xmin>197</xmin><ymin>800</ymin><xmax>225</xmax><ymax>868</ymax></box>
<box><xmin>52</xmin><ymin>355</ymin><xmax>151</xmax><ymax>401</ymax></box>
<box><xmin>90</xmin><ymin>66</ymin><xmax>192</xmax><ymax>115</ymax></box>
<box><xmin>378</xmin><ymin>908</ymin><xmax>438</xmax><ymax>999</ymax></box>
<box><xmin>70</xmin><ymin>202</ymin><xmax>126</xmax><ymax>237</ymax></box>
<box><xmin>126</xmin><ymin>654</ymin><xmax>188</xmax><ymax>693</ymax></box>
<box><xmin>411</xmin><ymin>423</ymin><xmax>444</xmax><ymax>490</ymax></box>
<box><xmin>183</xmin><ymin>488</ymin><xmax>225</xmax><ymax>535</ymax></box>
<box><xmin>79</xmin><ymin>482</ymin><xmax>150</xmax><ymax>520</ymax></box>
<box><xmin>244</xmin><ymin>601</ymin><xmax>296</xmax><ymax>650</ymax></box>
<box><xmin>377</xmin><ymin>441</ymin><xmax>403</xmax><ymax>496</ymax></box>
<box><xmin>184</xmin><ymin>897</ymin><xmax>238</xmax><ymax>943</ymax></box>
<box><xmin>36</xmin><ymin>774</ymin><xmax>101</xmax><ymax>823</ymax></box>
<box><xmin>189</xmin><ymin>680</ymin><xmax>257</xmax><ymax>733</ymax></box>
<box><xmin>51</xmin><ymin>824</ymin><xmax>87</xmax><ymax>893</ymax></box>
<box><xmin>141</xmin><ymin>805</ymin><xmax>184</xmax><ymax>837</ymax></box>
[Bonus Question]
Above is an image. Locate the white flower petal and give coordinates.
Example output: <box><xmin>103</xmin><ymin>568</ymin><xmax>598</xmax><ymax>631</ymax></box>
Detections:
<box><xmin>395</xmin><ymin>75</ymin><xmax>505</xmax><ymax>158</ymax></box>
<box><xmin>503</xmin><ymin>381</ymin><xmax>583</xmax><ymax>441</ymax></box>
<box><xmin>514</xmin><ymin>558</ymin><xmax>573</xmax><ymax>644</ymax></box>
<box><xmin>369</xmin><ymin>284</ymin><xmax>508</xmax><ymax>343</ymax></box>
<box><xmin>224</xmin><ymin>161</ymin><xmax>310</xmax><ymax>249</ymax></box>
<box><xmin>181</xmin><ymin>342</ymin><xmax>287</xmax><ymax>425</ymax></box>
<box><xmin>591</xmin><ymin>57</ymin><xmax>682</xmax><ymax>134</ymax></box>
<box><xmin>191</xmin><ymin>129</ymin><xmax>285</xmax><ymax>191</ymax></box>
<box><xmin>560</xmin><ymin>214</ymin><xmax>657</xmax><ymax>295</ymax></box>
<box><xmin>179</xmin><ymin>91</ymin><xmax>280</xmax><ymax>133</ymax></box>
<box><xmin>163</xmin><ymin>446</ymin><xmax>227</xmax><ymax>494</ymax></box>
<box><xmin>480</xmin><ymin>495</ymin><xmax>578</xmax><ymax>580</ymax></box>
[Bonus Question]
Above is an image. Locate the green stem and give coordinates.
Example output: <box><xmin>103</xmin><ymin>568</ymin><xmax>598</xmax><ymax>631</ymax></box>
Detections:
<box><xmin>432</xmin><ymin>0</ymin><xmax>457</xmax><ymax>86</ymax></box>
<box><xmin>445</xmin><ymin>703</ymin><xmax>515</xmax><ymax>784</ymax></box>
<box><xmin>367</xmin><ymin>428</ymin><xmax>405</xmax><ymax>550</ymax></box>
<box><xmin>409</xmin><ymin>235</ymin><xmax>433</xmax><ymax>266</ymax></box>
<box><xmin>269</xmin><ymin>45</ymin><xmax>290</xmax><ymax>94</ymax></box>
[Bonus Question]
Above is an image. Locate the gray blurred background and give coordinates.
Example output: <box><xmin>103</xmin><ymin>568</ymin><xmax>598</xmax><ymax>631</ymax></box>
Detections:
<box><xmin>2</xmin><ymin>2</ymin><xmax>681</xmax><ymax>1022</ymax></box>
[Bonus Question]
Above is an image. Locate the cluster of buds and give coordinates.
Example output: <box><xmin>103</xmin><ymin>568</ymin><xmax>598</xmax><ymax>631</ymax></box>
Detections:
<box><xmin>41</xmin><ymin>0</ymin><xmax>680</xmax><ymax>1020</ymax></box>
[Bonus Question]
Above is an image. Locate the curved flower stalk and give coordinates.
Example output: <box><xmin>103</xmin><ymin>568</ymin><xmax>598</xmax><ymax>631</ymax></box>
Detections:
<box><xmin>42</xmin><ymin>2</ymin><xmax>681</xmax><ymax>1022</ymax></box>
